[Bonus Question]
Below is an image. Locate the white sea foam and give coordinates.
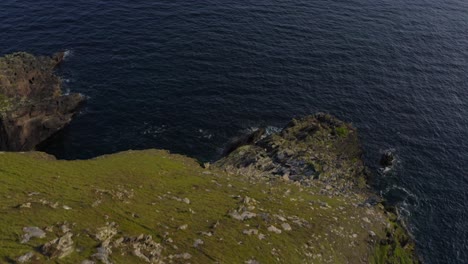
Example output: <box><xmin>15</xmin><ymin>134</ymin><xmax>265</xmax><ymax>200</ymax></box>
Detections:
<box><xmin>197</xmin><ymin>128</ymin><xmax>213</xmax><ymax>140</ymax></box>
<box><xmin>63</xmin><ymin>49</ymin><xmax>72</xmax><ymax>60</ymax></box>
<box><xmin>142</xmin><ymin>124</ymin><xmax>167</xmax><ymax>137</ymax></box>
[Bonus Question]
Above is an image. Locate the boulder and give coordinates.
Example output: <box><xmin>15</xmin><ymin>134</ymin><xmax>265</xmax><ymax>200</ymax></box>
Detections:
<box><xmin>380</xmin><ymin>150</ymin><xmax>395</xmax><ymax>168</ymax></box>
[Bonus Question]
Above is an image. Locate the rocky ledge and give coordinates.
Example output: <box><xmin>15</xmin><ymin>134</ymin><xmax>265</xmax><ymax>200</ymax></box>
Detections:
<box><xmin>0</xmin><ymin>52</ymin><xmax>84</xmax><ymax>151</ymax></box>
<box><xmin>0</xmin><ymin>114</ymin><xmax>419</xmax><ymax>263</ymax></box>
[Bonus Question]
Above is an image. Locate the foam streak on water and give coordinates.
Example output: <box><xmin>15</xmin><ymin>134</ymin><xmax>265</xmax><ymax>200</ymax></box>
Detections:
<box><xmin>1</xmin><ymin>0</ymin><xmax>468</xmax><ymax>262</ymax></box>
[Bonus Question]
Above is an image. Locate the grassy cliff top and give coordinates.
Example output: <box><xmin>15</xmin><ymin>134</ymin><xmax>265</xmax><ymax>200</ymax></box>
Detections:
<box><xmin>0</xmin><ymin>148</ymin><xmax>416</xmax><ymax>263</ymax></box>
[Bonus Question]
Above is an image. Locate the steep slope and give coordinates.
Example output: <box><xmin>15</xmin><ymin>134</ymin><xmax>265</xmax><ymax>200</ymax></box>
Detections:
<box><xmin>0</xmin><ymin>115</ymin><xmax>418</xmax><ymax>263</ymax></box>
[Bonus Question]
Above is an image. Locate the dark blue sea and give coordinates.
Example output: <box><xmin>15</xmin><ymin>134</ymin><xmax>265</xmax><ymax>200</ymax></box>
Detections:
<box><xmin>1</xmin><ymin>0</ymin><xmax>467</xmax><ymax>262</ymax></box>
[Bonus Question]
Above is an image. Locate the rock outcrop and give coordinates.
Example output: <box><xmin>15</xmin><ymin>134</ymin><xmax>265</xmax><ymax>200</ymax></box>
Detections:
<box><xmin>217</xmin><ymin>113</ymin><xmax>369</xmax><ymax>190</ymax></box>
<box><xmin>0</xmin><ymin>52</ymin><xmax>84</xmax><ymax>151</ymax></box>
<box><xmin>217</xmin><ymin>114</ymin><xmax>419</xmax><ymax>262</ymax></box>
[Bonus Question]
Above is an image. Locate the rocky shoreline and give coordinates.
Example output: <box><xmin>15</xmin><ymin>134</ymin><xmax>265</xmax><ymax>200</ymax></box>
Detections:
<box><xmin>0</xmin><ymin>52</ymin><xmax>84</xmax><ymax>151</ymax></box>
<box><xmin>0</xmin><ymin>52</ymin><xmax>418</xmax><ymax>263</ymax></box>
<box><xmin>216</xmin><ymin>113</ymin><xmax>419</xmax><ymax>263</ymax></box>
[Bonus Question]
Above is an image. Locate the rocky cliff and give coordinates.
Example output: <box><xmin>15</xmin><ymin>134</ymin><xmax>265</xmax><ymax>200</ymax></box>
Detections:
<box><xmin>0</xmin><ymin>114</ymin><xmax>418</xmax><ymax>263</ymax></box>
<box><xmin>0</xmin><ymin>52</ymin><xmax>84</xmax><ymax>151</ymax></box>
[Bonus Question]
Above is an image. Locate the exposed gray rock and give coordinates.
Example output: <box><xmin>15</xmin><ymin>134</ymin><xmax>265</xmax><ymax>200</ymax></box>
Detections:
<box><xmin>243</xmin><ymin>229</ymin><xmax>259</xmax><ymax>236</ymax></box>
<box><xmin>172</xmin><ymin>252</ymin><xmax>192</xmax><ymax>260</ymax></box>
<box><xmin>193</xmin><ymin>239</ymin><xmax>204</xmax><ymax>248</ymax></box>
<box><xmin>267</xmin><ymin>225</ymin><xmax>282</xmax><ymax>234</ymax></box>
<box><xmin>229</xmin><ymin>210</ymin><xmax>257</xmax><ymax>221</ymax></box>
<box><xmin>91</xmin><ymin>246</ymin><xmax>112</xmax><ymax>264</ymax></box>
<box><xmin>16</xmin><ymin>251</ymin><xmax>34</xmax><ymax>263</ymax></box>
<box><xmin>178</xmin><ymin>224</ymin><xmax>188</xmax><ymax>230</ymax></box>
<box><xmin>21</xmin><ymin>227</ymin><xmax>46</xmax><ymax>243</ymax></box>
<box><xmin>281</xmin><ymin>223</ymin><xmax>292</xmax><ymax>231</ymax></box>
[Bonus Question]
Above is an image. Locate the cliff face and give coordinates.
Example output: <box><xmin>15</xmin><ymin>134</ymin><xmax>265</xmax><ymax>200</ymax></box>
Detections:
<box><xmin>0</xmin><ymin>115</ymin><xmax>418</xmax><ymax>263</ymax></box>
<box><xmin>0</xmin><ymin>52</ymin><xmax>84</xmax><ymax>151</ymax></box>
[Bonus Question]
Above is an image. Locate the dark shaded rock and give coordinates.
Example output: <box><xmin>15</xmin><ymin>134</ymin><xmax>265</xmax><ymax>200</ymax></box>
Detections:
<box><xmin>0</xmin><ymin>52</ymin><xmax>84</xmax><ymax>151</ymax></box>
<box><xmin>380</xmin><ymin>150</ymin><xmax>395</xmax><ymax>168</ymax></box>
<box><xmin>223</xmin><ymin>127</ymin><xmax>266</xmax><ymax>156</ymax></box>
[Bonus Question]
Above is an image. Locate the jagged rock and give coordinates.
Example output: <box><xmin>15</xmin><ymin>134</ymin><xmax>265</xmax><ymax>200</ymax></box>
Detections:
<box><xmin>117</xmin><ymin>234</ymin><xmax>164</xmax><ymax>263</ymax></box>
<box><xmin>0</xmin><ymin>52</ymin><xmax>84</xmax><ymax>151</ymax></box>
<box><xmin>216</xmin><ymin>113</ymin><xmax>367</xmax><ymax>189</ymax></box>
<box><xmin>21</xmin><ymin>227</ymin><xmax>46</xmax><ymax>243</ymax></box>
<box><xmin>95</xmin><ymin>222</ymin><xmax>118</xmax><ymax>245</ymax></box>
<box><xmin>16</xmin><ymin>251</ymin><xmax>34</xmax><ymax>263</ymax></box>
<box><xmin>41</xmin><ymin>232</ymin><xmax>74</xmax><ymax>259</ymax></box>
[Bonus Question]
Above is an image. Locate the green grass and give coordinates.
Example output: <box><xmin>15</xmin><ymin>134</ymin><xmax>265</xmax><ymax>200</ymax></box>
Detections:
<box><xmin>0</xmin><ymin>93</ymin><xmax>11</xmax><ymax>112</ymax></box>
<box><xmin>0</xmin><ymin>150</ymin><xmax>416</xmax><ymax>263</ymax></box>
<box><xmin>335</xmin><ymin>126</ymin><xmax>349</xmax><ymax>138</ymax></box>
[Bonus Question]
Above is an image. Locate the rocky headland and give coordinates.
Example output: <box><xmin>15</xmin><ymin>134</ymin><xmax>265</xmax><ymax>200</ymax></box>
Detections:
<box><xmin>0</xmin><ymin>52</ymin><xmax>84</xmax><ymax>151</ymax></box>
<box><xmin>0</xmin><ymin>116</ymin><xmax>418</xmax><ymax>263</ymax></box>
<box><xmin>0</xmin><ymin>52</ymin><xmax>418</xmax><ymax>263</ymax></box>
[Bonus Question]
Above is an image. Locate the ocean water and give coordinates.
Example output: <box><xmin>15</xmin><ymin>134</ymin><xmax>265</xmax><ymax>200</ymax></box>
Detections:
<box><xmin>1</xmin><ymin>0</ymin><xmax>467</xmax><ymax>262</ymax></box>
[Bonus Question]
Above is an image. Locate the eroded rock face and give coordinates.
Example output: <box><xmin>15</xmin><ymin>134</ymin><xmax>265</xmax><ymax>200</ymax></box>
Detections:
<box><xmin>0</xmin><ymin>52</ymin><xmax>84</xmax><ymax>151</ymax></box>
<box><xmin>216</xmin><ymin>113</ymin><xmax>369</xmax><ymax>190</ymax></box>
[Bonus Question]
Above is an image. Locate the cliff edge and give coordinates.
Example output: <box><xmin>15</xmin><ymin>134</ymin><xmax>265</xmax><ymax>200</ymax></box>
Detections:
<box><xmin>0</xmin><ymin>52</ymin><xmax>84</xmax><ymax>151</ymax></box>
<box><xmin>0</xmin><ymin>114</ymin><xmax>418</xmax><ymax>263</ymax></box>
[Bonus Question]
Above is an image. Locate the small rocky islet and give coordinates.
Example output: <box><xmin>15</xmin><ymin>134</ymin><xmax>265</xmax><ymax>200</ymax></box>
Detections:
<box><xmin>0</xmin><ymin>52</ymin><xmax>418</xmax><ymax>263</ymax></box>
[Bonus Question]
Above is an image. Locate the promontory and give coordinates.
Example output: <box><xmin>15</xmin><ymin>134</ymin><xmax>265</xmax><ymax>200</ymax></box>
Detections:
<box><xmin>0</xmin><ymin>52</ymin><xmax>418</xmax><ymax>263</ymax></box>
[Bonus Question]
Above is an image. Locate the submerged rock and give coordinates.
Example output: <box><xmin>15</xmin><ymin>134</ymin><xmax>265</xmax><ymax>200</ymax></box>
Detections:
<box><xmin>0</xmin><ymin>52</ymin><xmax>84</xmax><ymax>151</ymax></box>
<box><xmin>380</xmin><ymin>150</ymin><xmax>396</xmax><ymax>168</ymax></box>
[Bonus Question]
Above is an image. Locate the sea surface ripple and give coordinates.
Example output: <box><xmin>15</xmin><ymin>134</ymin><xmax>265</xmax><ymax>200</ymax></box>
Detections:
<box><xmin>1</xmin><ymin>0</ymin><xmax>468</xmax><ymax>262</ymax></box>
